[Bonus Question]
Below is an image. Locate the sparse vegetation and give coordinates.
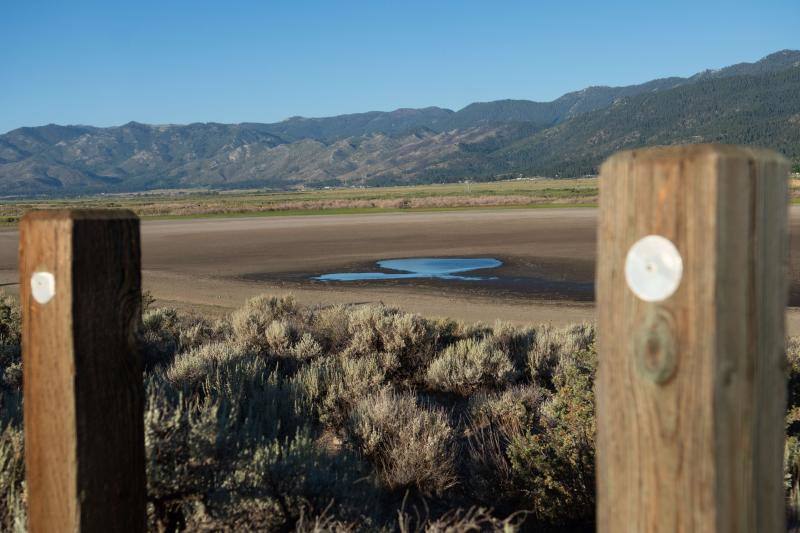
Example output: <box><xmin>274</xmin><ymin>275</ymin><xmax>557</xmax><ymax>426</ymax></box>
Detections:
<box><xmin>0</xmin><ymin>292</ymin><xmax>24</xmax><ymax>533</ymax></box>
<box><xmin>7</xmin><ymin>174</ymin><xmax>800</xmax><ymax>227</ymax></box>
<box><xmin>0</xmin><ymin>178</ymin><xmax>599</xmax><ymax>226</ymax></box>
<box><xmin>4</xmin><ymin>290</ymin><xmax>800</xmax><ymax>530</ymax></box>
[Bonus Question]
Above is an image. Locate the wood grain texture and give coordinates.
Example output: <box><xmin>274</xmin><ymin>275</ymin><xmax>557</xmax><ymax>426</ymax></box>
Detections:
<box><xmin>596</xmin><ymin>145</ymin><xmax>789</xmax><ymax>532</ymax></box>
<box><xmin>20</xmin><ymin>210</ymin><xmax>145</xmax><ymax>533</ymax></box>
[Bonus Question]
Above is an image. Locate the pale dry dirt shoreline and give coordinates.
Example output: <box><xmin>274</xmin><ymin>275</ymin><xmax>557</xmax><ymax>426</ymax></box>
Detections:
<box><xmin>2</xmin><ymin>207</ymin><xmax>800</xmax><ymax>333</ymax></box>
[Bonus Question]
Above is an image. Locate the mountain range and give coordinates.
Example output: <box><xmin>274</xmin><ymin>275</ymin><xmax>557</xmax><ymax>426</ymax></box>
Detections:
<box><xmin>2</xmin><ymin>49</ymin><xmax>799</xmax><ymax>196</ymax></box>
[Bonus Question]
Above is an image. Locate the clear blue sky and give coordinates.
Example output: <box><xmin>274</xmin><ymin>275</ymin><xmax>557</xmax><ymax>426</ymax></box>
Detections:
<box><xmin>1</xmin><ymin>0</ymin><xmax>797</xmax><ymax>134</ymax></box>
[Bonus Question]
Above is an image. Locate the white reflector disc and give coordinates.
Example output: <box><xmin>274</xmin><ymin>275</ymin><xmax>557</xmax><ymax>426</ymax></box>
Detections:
<box><xmin>624</xmin><ymin>235</ymin><xmax>683</xmax><ymax>302</ymax></box>
<box><xmin>31</xmin><ymin>271</ymin><xmax>56</xmax><ymax>305</ymax></box>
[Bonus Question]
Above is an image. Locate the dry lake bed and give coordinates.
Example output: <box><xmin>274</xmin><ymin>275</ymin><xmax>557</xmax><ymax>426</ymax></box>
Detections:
<box><xmin>2</xmin><ymin>206</ymin><xmax>800</xmax><ymax>332</ymax></box>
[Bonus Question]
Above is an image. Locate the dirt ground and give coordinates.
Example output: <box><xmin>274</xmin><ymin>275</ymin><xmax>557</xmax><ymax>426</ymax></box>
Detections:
<box><xmin>2</xmin><ymin>207</ymin><xmax>800</xmax><ymax>332</ymax></box>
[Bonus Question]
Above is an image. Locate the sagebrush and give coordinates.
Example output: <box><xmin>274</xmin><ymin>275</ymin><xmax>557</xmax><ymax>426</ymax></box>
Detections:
<box><xmin>3</xmin><ymin>291</ymin><xmax>800</xmax><ymax>531</ymax></box>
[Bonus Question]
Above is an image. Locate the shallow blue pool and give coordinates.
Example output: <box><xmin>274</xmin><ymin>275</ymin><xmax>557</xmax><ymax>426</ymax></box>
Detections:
<box><xmin>315</xmin><ymin>257</ymin><xmax>502</xmax><ymax>281</ymax></box>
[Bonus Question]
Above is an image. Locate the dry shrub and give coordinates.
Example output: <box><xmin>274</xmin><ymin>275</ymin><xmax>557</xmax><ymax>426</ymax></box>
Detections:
<box><xmin>294</xmin><ymin>353</ymin><xmax>388</xmax><ymax>427</ymax></box>
<box><xmin>309</xmin><ymin>304</ymin><xmax>352</xmax><ymax>353</ymax></box>
<box><xmin>165</xmin><ymin>341</ymin><xmax>249</xmax><ymax>387</ymax></box>
<box><xmin>439</xmin><ymin>319</ymin><xmax>492</xmax><ymax>341</ymax></box>
<box><xmin>0</xmin><ymin>293</ymin><xmax>21</xmax><ymax>388</ymax></box>
<box><xmin>27</xmin><ymin>293</ymin><xmax>800</xmax><ymax>528</ymax></box>
<box><xmin>0</xmin><ymin>425</ymin><xmax>25</xmax><ymax>533</ymax></box>
<box><xmin>786</xmin><ymin>338</ymin><xmax>800</xmax><ymax>525</ymax></box>
<box><xmin>291</xmin><ymin>333</ymin><xmax>324</xmax><ymax>360</ymax></box>
<box><xmin>1</xmin><ymin>362</ymin><xmax>21</xmax><ymax>392</ymax></box>
<box><xmin>527</xmin><ymin>323</ymin><xmax>595</xmax><ymax>388</ymax></box>
<box><xmin>215</xmin><ymin>430</ymin><xmax>374</xmax><ymax>531</ymax></box>
<box><xmin>0</xmin><ymin>294</ymin><xmax>639</xmax><ymax>529</ymax></box>
<box><xmin>397</xmin><ymin>505</ymin><xmax>525</xmax><ymax>533</ymax></box>
<box><xmin>179</xmin><ymin>318</ymin><xmax>231</xmax><ymax>352</ymax></box>
<box><xmin>145</xmin><ymin>378</ymin><xmax>223</xmax><ymax>529</ymax></box>
<box><xmin>140</xmin><ymin>307</ymin><xmax>183</xmax><ymax>367</ymax></box>
<box><xmin>0</xmin><ymin>292</ymin><xmax>20</xmax><ymax>347</ymax></box>
<box><xmin>490</xmin><ymin>321</ymin><xmax>536</xmax><ymax>373</ymax></box>
<box><xmin>231</xmin><ymin>294</ymin><xmax>304</xmax><ymax>352</ymax></box>
<box><xmin>140</xmin><ymin>307</ymin><xmax>227</xmax><ymax>369</ymax></box>
<box><xmin>348</xmin><ymin>388</ymin><xmax>456</xmax><ymax>495</ymax></box>
<box><xmin>145</xmin><ymin>357</ymin><xmax>372</xmax><ymax>531</ymax></box>
<box><xmin>426</xmin><ymin>337</ymin><xmax>515</xmax><ymax>395</ymax></box>
<box><xmin>265</xmin><ymin>319</ymin><xmax>297</xmax><ymax>356</ymax></box>
<box><xmin>0</xmin><ymin>293</ymin><xmax>22</xmax><ymax>439</ymax></box>
<box><xmin>469</xmin><ymin>384</ymin><xmax>544</xmax><ymax>435</ymax></box>
<box><xmin>464</xmin><ymin>418</ymin><xmax>517</xmax><ymax>504</ymax></box>
<box><xmin>343</xmin><ymin>305</ymin><xmax>436</xmax><ymax>375</ymax></box>
<box><xmin>295</xmin><ymin>506</ymin><xmax>358</xmax><ymax>533</ymax></box>
<box><xmin>507</xmin><ymin>348</ymin><xmax>596</xmax><ymax>525</ymax></box>
<box><xmin>464</xmin><ymin>385</ymin><xmax>544</xmax><ymax>505</ymax></box>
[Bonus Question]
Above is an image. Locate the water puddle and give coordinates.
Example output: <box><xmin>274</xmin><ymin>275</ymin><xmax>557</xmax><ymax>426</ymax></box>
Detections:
<box><xmin>315</xmin><ymin>258</ymin><xmax>502</xmax><ymax>281</ymax></box>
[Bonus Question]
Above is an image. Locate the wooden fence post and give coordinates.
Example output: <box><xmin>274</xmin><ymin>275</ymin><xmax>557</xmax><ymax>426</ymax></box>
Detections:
<box><xmin>20</xmin><ymin>210</ymin><xmax>145</xmax><ymax>532</ymax></box>
<box><xmin>596</xmin><ymin>145</ymin><xmax>790</xmax><ymax>532</ymax></box>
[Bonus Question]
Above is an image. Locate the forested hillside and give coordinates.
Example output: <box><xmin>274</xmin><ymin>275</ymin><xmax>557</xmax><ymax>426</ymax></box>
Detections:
<box><xmin>430</xmin><ymin>65</ymin><xmax>800</xmax><ymax>179</ymax></box>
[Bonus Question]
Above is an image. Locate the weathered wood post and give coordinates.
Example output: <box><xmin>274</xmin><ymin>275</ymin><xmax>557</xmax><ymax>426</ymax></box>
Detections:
<box><xmin>596</xmin><ymin>145</ymin><xmax>790</xmax><ymax>532</ymax></box>
<box><xmin>20</xmin><ymin>210</ymin><xmax>145</xmax><ymax>532</ymax></box>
